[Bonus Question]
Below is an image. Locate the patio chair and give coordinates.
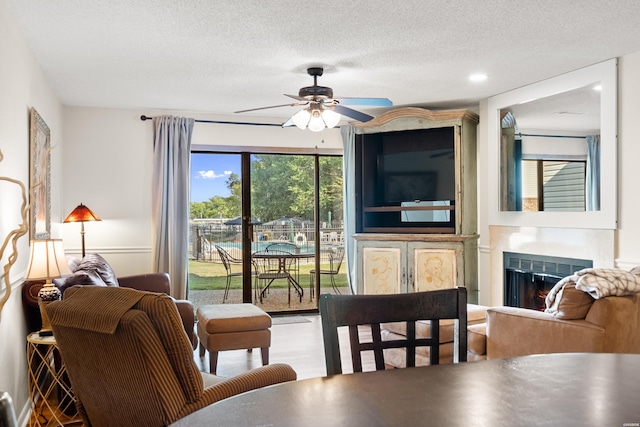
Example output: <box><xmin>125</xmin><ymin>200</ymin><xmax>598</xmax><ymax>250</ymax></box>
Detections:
<box><xmin>253</xmin><ymin>250</ymin><xmax>303</xmax><ymax>306</ymax></box>
<box><xmin>215</xmin><ymin>245</ymin><xmax>243</xmax><ymax>303</ymax></box>
<box><xmin>265</xmin><ymin>242</ymin><xmax>300</xmax><ymax>281</ymax></box>
<box><xmin>310</xmin><ymin>246</ymin><xmax>345</xmax><ymax>298</ymax></box>
<box><xmin>319</xmin><ymin>287</ymin><xmax>467</xmax><ymax>375</ymax></box>
<box><xmin>265</xmin><ymin>242</ymin><xmax>297</xmax><ymax>253</ymax></box>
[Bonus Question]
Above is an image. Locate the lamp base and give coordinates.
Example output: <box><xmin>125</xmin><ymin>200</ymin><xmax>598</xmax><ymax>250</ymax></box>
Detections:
<box><xmin>38</xmin><ymin>282</ymin><xmax>61</xmax><ymax>336</ymax></box>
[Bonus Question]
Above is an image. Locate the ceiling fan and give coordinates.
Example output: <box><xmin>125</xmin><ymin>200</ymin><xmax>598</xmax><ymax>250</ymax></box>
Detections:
<box><xmin>234</xmin><ymin>67</ymin><xmax>393</xmax><ymax>131</ymax></box>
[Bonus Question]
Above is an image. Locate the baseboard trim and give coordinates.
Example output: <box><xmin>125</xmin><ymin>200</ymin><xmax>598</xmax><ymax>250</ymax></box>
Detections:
<box><xmin>17</xmin><ymin>398</ymin><xmax>30</xmax><ymax>427</ymax></box>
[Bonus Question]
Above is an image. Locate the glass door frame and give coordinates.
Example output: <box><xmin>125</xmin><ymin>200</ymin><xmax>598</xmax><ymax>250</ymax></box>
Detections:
<box><xmin>192</xmin><ymin>149</ymin><xmax>339</xmax><ymax>314</ymax></box>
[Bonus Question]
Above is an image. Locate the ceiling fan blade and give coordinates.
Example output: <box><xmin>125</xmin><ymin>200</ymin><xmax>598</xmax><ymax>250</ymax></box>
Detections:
<box><xmin>234</xmin><ymin>102</ymin><xmax>306</xmax><ymax>114</ymax></box>
<box><xmin>282</xmin><ymin>117</ymin><xmax>295</xmax><ymax>127</ymax></box>
<box><xmin>333</xmin><ymin>105</ymin><xmax>374</xmax><ymax>122</ymax></box>
<box><xmin>336</xmin><ymin>97</ymin><xmax>393</xmax><ymax>107</ymax></box>
<box><xmin>285</xmin><ymin>93</ymin><xmax>308</xmax><ymax>102</ymax></box>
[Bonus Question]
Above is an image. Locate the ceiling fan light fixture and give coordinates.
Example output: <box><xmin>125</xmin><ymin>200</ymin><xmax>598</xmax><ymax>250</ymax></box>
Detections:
<box><xmin>308</xmin><ymin>109</ymin><xmax>326</xmax><ymax>132</ymax></box>
<box><xmin>322</xmin><ymin>108</ymin><xmax>341</xmax><ymax>128</ymax></box>
<box><xmin>292</xmin><ymin>108</ymin><xmax>311</xmax><ymax>129</ymax></box>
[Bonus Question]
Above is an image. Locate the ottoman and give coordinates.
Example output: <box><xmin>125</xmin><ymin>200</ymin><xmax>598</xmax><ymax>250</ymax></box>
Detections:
<box><xmin>197</xmin><ymin>304</ymin><xmax>272</xmax><ymax>374</ymax></box>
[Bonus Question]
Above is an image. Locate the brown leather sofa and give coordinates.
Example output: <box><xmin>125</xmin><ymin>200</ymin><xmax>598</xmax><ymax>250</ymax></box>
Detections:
<box><xmin>23</xmin><ymin>253</ymin><xmax>197</xmax><ymax>348</ymax></box>
<box><xmin>486</xmin><ymin>293</ymin><xmax>640</xmax><ymax>359</ymax></box>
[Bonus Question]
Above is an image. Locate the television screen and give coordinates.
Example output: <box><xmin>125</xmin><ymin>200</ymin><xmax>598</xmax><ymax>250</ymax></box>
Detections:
<box><xmin>383</xmin><ymin>172</ymin><xmax>437</xmax><ymax>204</ymax></box>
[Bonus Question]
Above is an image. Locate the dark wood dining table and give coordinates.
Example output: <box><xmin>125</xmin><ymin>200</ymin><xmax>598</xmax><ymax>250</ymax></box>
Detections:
<box><xmin>170</xmin><ymin>353</ymin><xmax>640</xmax><ymax>427</ymax></box>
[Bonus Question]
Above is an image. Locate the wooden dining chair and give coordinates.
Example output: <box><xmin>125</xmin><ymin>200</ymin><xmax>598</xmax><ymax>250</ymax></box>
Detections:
<box><xmin>319</xmin><ymin>287</ymin><xmax>467</xmax><ymax>376</ymax></box>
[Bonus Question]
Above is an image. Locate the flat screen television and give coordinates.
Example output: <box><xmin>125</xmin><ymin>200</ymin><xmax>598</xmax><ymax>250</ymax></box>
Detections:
<box><xmin>376</xmin><ymin>127</ymin><xmax>456</xmax><ymax>205</ymax></box>
<box><xmin>384</xmin><ymin>172</ymin><xmax>437</xmax><ymax>204</ymax></box>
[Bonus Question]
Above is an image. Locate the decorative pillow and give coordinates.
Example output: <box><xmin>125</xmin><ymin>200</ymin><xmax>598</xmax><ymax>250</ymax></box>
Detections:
<box><xmin>58</xmin><ymin>270</ymin><xmax>108</xmax><ymax>294</ymax></box>
<box><xmin>545</xmin><ymin>281</ymin><xmax>595</xmax><ymax>320</ymax></box>
<box><xmin>65</xmin><ymin>254</ymin><xmax>82</xmax><ymax>273</ymax></box>
<box><xmin>75</xmin><ymin>254</ymin><xmax>120</xmax><ymax>287</ymax></box>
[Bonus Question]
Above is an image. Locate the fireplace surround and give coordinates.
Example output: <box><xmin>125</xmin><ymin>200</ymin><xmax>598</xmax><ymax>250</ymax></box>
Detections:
<box><xmin>503</xmin><ymin>252</ymin><xmax>592</xmax><ymax>311</ymax></box>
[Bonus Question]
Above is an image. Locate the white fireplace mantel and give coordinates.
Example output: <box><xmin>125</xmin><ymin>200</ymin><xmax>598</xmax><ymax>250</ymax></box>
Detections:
<box><xmin>488</xmin><ymin>225</ymin><xmax>615</xmax><ymax>306</ymax></box>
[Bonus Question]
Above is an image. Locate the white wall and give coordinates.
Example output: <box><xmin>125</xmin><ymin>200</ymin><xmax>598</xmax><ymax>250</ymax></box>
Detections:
<box><xmin>0</xmin><ymin>1</ymin><xmax>63</xmax><ymax>423</ymax></box>
<box><xmin>615</xmin><ymin>51</ymin><xmax>640</xmax><ymax>269</ymax></box>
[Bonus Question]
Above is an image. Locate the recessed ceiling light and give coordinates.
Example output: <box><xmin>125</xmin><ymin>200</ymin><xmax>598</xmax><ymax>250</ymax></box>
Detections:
<box><xmin>469</xmin><ymin>73</ymin><xmax>488</xmax><ymax>82</ymax></box>
<box><xmin>593</xmin><ymin>84</ymin><xmax>602</xmax><ymax>91</ymax></box>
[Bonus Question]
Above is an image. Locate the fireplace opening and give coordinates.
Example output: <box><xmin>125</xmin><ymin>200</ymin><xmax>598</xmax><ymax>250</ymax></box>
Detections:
<box><xmin>503</xmin><ymin>252</ymin><xmax>593</xmax><ymax>311</ymax></box>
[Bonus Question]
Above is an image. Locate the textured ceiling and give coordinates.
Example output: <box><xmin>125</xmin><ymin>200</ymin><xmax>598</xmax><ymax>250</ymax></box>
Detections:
<box><xmin>5</xmin><ymin>0</ymin><xmax>640</xmax><ymax>124</ymax></box>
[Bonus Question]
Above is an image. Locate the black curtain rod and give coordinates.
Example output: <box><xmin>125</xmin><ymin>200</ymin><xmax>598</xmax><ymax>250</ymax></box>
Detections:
<box><xmin>140</xmin><ymin>115</ymin><xmax>284</xmax><ymax>127</ymax></box>
<box><xmin>516</xmin><ymin>132</ymin><xmax>589</xmax><ymax>139</ymax></box>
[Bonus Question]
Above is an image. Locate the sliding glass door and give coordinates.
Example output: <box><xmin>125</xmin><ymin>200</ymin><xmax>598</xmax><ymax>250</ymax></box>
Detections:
<box><xmin>187</xmin><ymin>151</ymin><xmax>345</xmax><ymax>314</ymax></box>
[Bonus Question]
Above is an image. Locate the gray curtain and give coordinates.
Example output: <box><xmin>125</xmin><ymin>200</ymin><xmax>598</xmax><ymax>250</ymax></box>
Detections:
<box><xmin>340</xmin><ymin>125</ymin><xmax>356</xmax><ymax>294</ymax></box>
<box><xmin>586</xmin><ymin>135</ymin><xmax>600</xmax><ymax>211</ymax></box>
<box><xmin>151</xmin><ymin>116</ymin><xmax>194</xmax><ymax>299</ymax></box>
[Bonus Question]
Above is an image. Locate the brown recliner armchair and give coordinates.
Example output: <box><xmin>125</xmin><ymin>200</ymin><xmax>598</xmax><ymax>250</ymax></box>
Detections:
<box><xmin>47</xmin><ymin>286</ymin><xmax>297</xmax><ymax>427</ymax></box>
<box><xmin>23</xmin><ymin>253</ymin><xmax>197</xmax><ymax>348</ymax></box>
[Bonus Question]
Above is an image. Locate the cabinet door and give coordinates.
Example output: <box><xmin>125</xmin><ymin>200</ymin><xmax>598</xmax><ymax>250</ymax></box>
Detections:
<box><xmin>360</xmin><ymin>243</ymin><xmax>404</xmax><ymax>294</ymax></box>
<box><xmin>409</xmin><ymin>246</ymin><xmax>458</xmax><ymax>292</ymax></box>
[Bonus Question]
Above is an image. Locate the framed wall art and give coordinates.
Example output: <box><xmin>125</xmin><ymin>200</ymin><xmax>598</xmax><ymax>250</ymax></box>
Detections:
<box><xmin>29</xmin><ymin>107</ymin><xmax>51</xmax><ymax>239</ymax></box>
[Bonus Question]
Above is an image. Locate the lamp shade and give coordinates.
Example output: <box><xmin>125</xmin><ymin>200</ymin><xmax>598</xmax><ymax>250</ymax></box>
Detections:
<box><xmin>64</xmin><ymin>203</ymin><xmax>101</xmax><ymax>223</ymax></box>
<box><xmin>26</xmin><ymin>239</ymin><xmax>71</xmax><ymax>281</ymax></box>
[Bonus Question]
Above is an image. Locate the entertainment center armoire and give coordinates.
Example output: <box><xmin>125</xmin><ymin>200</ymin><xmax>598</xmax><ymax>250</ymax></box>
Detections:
<box><xmin>351</xmin><ymin>107</ymin><xmax>479</xmax><ymax>303</ymax></box>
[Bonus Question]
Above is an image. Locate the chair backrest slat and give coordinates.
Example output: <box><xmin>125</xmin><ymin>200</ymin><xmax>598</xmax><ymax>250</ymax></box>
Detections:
<box><xmin>319</xmin><ymin>288</ymin><xmax>467</xmax><ymax>376</ymax></box>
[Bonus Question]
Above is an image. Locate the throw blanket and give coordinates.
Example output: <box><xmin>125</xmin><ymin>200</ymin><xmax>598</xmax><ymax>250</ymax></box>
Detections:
<box><xmin>559</xmin><ymin>268</ymin><xmax>640</xmax><ymax>300</ymax></box>
<box><xmin>48</xmin><ymin>286</ymin><xmax>146</xmax><ymax>334</ymax></box>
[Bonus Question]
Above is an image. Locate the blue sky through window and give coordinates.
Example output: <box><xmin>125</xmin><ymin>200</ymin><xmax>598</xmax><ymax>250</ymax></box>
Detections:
<box><xmin>190</xmin><ymin>153</ymin><xmax>240</xmax><ymax>202</ymax></box>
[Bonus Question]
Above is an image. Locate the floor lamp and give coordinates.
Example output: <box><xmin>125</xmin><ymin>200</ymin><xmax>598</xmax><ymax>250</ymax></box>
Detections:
<box><xmin>63</xmin><ymin>203</ymin><xmax>101</xmax><ymax>257</ymax></box>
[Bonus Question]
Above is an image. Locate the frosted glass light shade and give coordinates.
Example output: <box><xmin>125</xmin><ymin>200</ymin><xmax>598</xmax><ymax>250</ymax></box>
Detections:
<box><xmin>322</xmin><ymin>108</ymin><xmax>341</xmax><ymax>128</ymax></box>
<box><xmin>308</xmin><ymin>110</ymin><xmax>326</xmax><ymax>132</ymax></box>
<box><xmin>291</xmin><ymin>109</ymin><xmax>311</xmax><ymax>129</ymax></box>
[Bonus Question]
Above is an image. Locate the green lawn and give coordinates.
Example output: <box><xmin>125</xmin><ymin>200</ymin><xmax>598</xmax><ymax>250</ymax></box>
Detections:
<box><xmin>188</xmin><ymin>260</ymin><xmax>347</xmax><ymax>290</ymax></box>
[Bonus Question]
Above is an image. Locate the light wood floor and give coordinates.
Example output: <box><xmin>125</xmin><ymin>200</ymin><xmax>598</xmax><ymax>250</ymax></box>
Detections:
<box><xmin>194</xmin><ymin>314</ymin><xmax>373</xmax><ymax>380</ymax></box>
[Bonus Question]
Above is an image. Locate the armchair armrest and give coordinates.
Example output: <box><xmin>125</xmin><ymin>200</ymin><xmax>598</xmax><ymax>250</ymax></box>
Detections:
<box><xmin>118</xmin><ymin>272</ymin><xmax>171</xmax><ymax>294</ymax></box>
<box><xmin>180</xmin><ymin>364</ymin><xmax>297</xmax><ymax>415</ymax></box>
<box><xmin>175</xmin><ymin>299</ymin><xmax>197</xmax><ymax>349</ymax></box>
<box><xmin>486</xmin><ymin>306</ymin><xmax>605</xmax><ymax>359</ymax></box>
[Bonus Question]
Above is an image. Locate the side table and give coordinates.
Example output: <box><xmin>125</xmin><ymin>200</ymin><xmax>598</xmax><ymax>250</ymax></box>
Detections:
<box><xmin>26</xmin><ymin>332</ymin><xmax>82</xmax><ymax>426</ymax></box>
